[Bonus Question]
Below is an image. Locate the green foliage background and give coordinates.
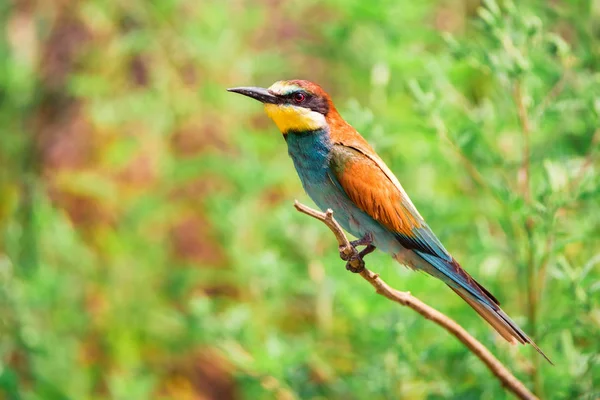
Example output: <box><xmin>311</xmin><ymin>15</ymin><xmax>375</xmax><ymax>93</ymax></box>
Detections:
<box><xmin>0</xmin><ymin>0</ymin><xmax>599</xmax><ymax>399</ymax></box>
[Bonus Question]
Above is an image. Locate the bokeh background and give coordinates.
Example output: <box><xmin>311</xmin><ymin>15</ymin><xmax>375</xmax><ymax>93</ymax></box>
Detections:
<box><xmin>1</xmin><ymin>0</ymin><xmax>599</xmax><ymax>399</ymax></box>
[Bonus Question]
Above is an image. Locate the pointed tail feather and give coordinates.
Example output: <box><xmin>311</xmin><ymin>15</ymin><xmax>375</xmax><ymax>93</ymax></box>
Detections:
<box><xmin>410</xmin><ymin>252</ymin><xmax>553</xmax><ymax>364</ymax></box>
<box><xmin>450</xmin><ymin>286</ymin><xmax>553</xmax><ymax>365</ymax></box>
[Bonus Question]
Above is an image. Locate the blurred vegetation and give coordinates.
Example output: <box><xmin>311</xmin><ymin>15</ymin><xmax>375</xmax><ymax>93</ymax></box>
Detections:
<box><xmin>0</xmin><ymin>0</ymin><xmax>599</xmax><ymax>399</ymax></box>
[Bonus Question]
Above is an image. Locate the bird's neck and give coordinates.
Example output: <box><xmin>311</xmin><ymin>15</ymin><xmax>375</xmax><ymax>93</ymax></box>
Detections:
<box><xmin>284</xmin><ymin>128</ymin><xmax>332</xmax><ymax>183</ymax></box>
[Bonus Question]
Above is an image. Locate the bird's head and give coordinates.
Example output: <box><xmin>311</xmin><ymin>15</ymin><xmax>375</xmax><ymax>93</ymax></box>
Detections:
<box><xmin>228</xmin><ymin>80</ymin><xmax>335</xmax><ymax>134</ymax></box>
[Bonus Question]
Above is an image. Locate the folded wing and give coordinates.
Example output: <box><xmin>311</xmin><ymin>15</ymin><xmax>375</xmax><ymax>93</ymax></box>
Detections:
<box><xmin>329</xmin><ymin>141</ymin><xmax>551</xmax><ymax>363</ymax></box>
<box><xmin>329</xmin><ymin>143</ymin><xmax>490</xmax><ymax>304</ymax></box>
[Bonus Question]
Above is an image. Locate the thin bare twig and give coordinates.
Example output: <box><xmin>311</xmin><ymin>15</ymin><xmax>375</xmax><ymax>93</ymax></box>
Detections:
<box><xmin>294</xmin><ymin>200</ymin><xmax>538</xmax><ymax>400</ymax></box>
<box><xmin>513</xmin><ymin>81</ymin><xmax>544</xmax><ymax>396</ymax></box>
<box><xmin>431</xmin><ymin>115</ymin><xmax>490</xmax><ymax>191</ymax></box>
<box><xmin>537</xmin><ymin>212</ymin><xmax>558</xmax><ymax>296</ymax></box>
<box><xmin>514</xmin><ymin>82</ymin><xmax>532</xmax><ymax>204</ymax></box>
<box><xmin>533</xmin><ymin>71</ymin><xmax>570</xmax><ymax>120</ymax></box>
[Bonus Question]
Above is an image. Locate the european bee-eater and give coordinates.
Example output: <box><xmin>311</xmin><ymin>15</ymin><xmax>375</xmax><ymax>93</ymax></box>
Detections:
<box><xmin>228</xmin><ymin>80</ymin><xmax>551</xmax><ymax>363</ymax></box>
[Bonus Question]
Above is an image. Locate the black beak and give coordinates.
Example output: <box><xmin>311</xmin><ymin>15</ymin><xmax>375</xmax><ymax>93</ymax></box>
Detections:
<box><xmin>227</xmin><ymin>86</ymin><xmax>279</xmax><ymax>104</ymax></box>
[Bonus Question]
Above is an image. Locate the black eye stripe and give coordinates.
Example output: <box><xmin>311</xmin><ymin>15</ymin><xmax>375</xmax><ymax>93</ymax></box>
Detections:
<box><xmin>306</xmin><ymin>96</ymin><xmax>329</xmax><ymax>114</ymax></box>
<box><xmin>282</xmin><ymin>91</ymin><xmax>329</xmax><ymax>115</ymax></box>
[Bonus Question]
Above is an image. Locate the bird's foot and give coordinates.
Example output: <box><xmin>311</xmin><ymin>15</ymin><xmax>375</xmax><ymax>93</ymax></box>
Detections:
<box><xmin>345</xmin><ymin>245</ymin><xmax>377</xmax><ymax>273</ymax></box>
<box><xmin>339</xmin><ymin>233</ymin><xmax>374</xmax><ymax>261</ymax></box>
<box><xmin>339</xmin><ymin>233</ymin><xmax>376</xmax><ymax>274</ymax></box>
<box><xmin>345</xmin><ymin>253</ymin><xmax>365</xmax><ymax>273</ymax></box>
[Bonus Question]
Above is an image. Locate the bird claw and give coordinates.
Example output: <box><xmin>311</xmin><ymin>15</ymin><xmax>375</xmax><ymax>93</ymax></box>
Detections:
<box><xmin>345</xmin><ymin>254</ymin><xmax>365</xmax><ymax>273</ymax></box>
<box><xmin>340</xmin><ymin>234</ymin><xmax>376</xmax><ymax>273</ymax></box>
<box><xmin>339</xmin><ymin>245</ymin><xmax>351</xmax><ymax>261</ymax></box>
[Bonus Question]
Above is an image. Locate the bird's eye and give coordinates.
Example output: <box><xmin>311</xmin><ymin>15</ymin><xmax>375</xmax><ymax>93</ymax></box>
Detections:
<box><xmin>292</xmin><ymin>92</ymin><xmax>305</xmax><ymax>104</ymax></box>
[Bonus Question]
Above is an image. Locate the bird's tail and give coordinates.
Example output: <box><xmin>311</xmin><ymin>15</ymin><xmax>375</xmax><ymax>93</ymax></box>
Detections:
<box><xmin>448</xmin><ymin>286</ymin><xmax>553</xmax><ymax>364</ymax></box>
<box><xmin>413</xmin><ymin>252</ymin><xmax>553</xmax><ymax>364</ymax></box>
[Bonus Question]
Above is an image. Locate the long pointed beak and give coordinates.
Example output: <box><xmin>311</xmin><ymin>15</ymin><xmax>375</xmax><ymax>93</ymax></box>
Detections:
<box><xmin>227</xmin><ymin>86</ymin><xmax>279</xmax><ymax>104</ymax></box>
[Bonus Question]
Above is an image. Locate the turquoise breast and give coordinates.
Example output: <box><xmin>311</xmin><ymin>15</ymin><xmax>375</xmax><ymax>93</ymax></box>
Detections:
<box><xmin>284</xmin><ymin>129</ymin><xmax>401</xmax><ymax>254</ymax></box>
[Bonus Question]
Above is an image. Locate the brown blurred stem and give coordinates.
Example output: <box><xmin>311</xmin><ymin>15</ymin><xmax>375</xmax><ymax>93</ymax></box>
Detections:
<box><xmin>294</xmin><ymin>201</ymin><xmax>539</xmax><ymax>400</ymax></box>
<box><xmin>514</xmin><ymin>82</ymin><xmax>531</xmax><ymax>204</ymax></box>
<box><xmin>513</xmin><ymin>81</ymin><xmax>543</xmax><ymax>397</ymax></box>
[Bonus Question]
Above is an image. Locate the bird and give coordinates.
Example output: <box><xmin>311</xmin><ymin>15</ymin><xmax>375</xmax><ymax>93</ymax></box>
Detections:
<box><xmin>228</xmin><ymin>79</ymin><xmax>551</xmax><ymax>363</ymax></box>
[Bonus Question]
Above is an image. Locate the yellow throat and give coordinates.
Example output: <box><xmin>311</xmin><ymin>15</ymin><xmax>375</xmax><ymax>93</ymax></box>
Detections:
<box><xmin>264</xmin><ymin>103</ymin><xmax>326</xmax><ymax>133</ymax></box>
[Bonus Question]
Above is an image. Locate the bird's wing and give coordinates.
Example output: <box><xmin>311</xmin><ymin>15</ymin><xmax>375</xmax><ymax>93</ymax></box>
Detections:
<box><xmin>329</xmin><ymin>141</ymin><xmax>451</xmax><ymax>262</ymax></box>
<box><xmin>329</xmin><ymin>139</ymin><xmax>553</xmax><ymax>362</ymax></box>
<box><xmin>329</xmin><ymin>141</ymin><xmax>501</xmax><ymax>306</ymax></box>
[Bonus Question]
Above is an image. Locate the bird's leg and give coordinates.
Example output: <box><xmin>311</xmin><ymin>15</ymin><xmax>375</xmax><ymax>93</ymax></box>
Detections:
<box><xmin>339</xmin><ymin>232</ymin><xmax>373</xmax><ymax>260</ymax></box>
<box><xmin>340</xmin><ymin>233</ymin><xmax>376</xmax><ymax>273</ymax></box>
<box><xmin>350</xmin><ymin>233</ymin><xmax>374</xmax><ymax>248</ymax></box>
<box><xmin>358</xmin><ymin>243</ymin><xmax>376</xmax><ymax>258</ymax></box>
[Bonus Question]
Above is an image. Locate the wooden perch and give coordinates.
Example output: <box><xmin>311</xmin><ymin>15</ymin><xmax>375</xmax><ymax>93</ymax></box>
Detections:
<box><xmin>294</xmin><ymin>200</ymin><xmax>538</xmax><ymax>400</ymax></box>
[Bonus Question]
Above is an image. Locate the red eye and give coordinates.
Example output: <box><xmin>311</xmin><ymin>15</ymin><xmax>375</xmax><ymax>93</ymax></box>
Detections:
<box><xmin>292</xmin><ymin>92</ymin><xmax>305</xmax><ymax>103</ymax></box>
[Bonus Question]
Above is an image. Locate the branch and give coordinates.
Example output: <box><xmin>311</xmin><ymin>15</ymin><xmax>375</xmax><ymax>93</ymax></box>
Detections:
<box><xmin>294</xmin><ymin>200</ymin><xmax>538</xmax><ymax>400</ymax></box>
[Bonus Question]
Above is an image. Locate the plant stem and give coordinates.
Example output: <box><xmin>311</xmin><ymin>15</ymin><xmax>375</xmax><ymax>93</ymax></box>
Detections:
<box><xmin>513</xmin><ymin>81</ymin><xmax>543</xmax><ymax>397</ymax></box>
<box><xmin>514</xmin><ymin>82</ymin><xmax>531</xmax><ymax>204</ymax></box>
